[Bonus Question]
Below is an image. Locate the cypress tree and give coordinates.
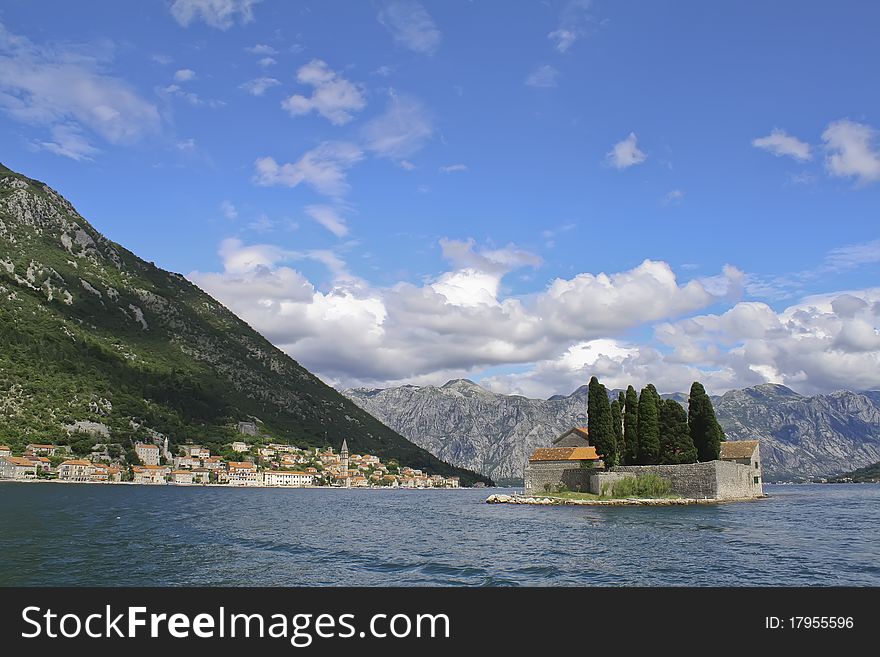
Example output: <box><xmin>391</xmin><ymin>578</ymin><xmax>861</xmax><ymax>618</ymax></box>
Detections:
<box><xmin>610</xmin><ymin>398</ymin><xmax>623</xmax><ymax>465</ymax></box>
<box><xmin>637</xmin><ymin>385</ymin><xmax>661</xmax><ymax>464</ymax></box>
<box><xmin>623</xmin><ymin>385</ymin><xmax>639</xmax><ymax>465</ymax></box>
<box><xmin>659</xmin><ymin>399</ymin><xmax>697</xmax><ymax>464</ymax></box>
<box><xmin>688</xmin><ymin>381</ymin><xmax>725</xmax><ymax>461</ymax></box>
<box><xmin>588</xmin><ymin>377</ymin><xmax>617</xmax><ymax>467</ymax></box>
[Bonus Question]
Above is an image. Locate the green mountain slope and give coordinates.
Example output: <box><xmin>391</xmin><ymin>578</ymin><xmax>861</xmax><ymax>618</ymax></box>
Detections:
<box><xmin>0</xmin><ymin>162</ymin><xmax>491</xmax><ymax>485</ymax></box>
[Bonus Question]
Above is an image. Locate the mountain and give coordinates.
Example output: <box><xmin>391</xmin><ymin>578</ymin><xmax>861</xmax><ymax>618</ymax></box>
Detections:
<box><xmin>345</xmin><ymin>379</ymin><xmax>589</xmax><ymax>485</ymax></box>
<box><xmin>344</xmin><ymin>379</ymin><xmax>880</xmax><ymax>483</ymax></box>
<box><xmin>712</xmin><ymin>384</ymin><xmax>880</xmax><ymax>481</ymax></box>
<box><xmin>0</xmin><ymin>162</ymin><xmax>490</xmax><ymax>486</ymax></box>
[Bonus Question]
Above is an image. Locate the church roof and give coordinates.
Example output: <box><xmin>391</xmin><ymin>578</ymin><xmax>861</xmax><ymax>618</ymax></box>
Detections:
<box><xmin>341</xmin><ymin>439</ymin><xmax>349</xmax><ymax>453</ymax></box>
<box><xmin>529</xmin><ymin>446</ymin><xmax>599</xmax><ymax>462</ymax></box>
<box><xmin>719</xmin><ymin>440</ymin><xmax>759</xmax><ymax>460</ymax></box>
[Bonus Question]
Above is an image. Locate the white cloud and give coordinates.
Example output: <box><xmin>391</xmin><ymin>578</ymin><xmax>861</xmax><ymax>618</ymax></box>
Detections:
<box><xmin>281</xmin><ymin>59</ymin><xmax>366</xmax><ymax>125</ymax></box>
<box><xmin>305</xmin><ymin>204</ymin><xmax>349</xmax><ymax>238</ymax></box>
<box><xmin>258</xmin><ymin>57</ymin><xmax>276</xmax><ymax>67</ymax></box>
<box><xmin>822</xmin><ymin>119</ymin><xmax>880</xmax><ymax>185</ymax></box>
<box><xmin>152</xmin><ymin>54</ymin><xmax>173</xmax><ymax>65</ymax></box>
<box><xmin>34</xmin><ymin>123</ymin><xmax>100</xmax><ymax>161</ymax></box>
<box><xmin>525</xmin><ymin>65</ymin><xmax>560</xmax><ymax>88</ymax></box>
<box><xmin>548</xmin><ymin>0</ymin><xmax>595</xmax><ymax>53</ymax></box>
<box><xmin>253</xmin><ymin>141</ymin><xmax>364</xmax><ymax>197</ymax></box>
<box><xmin>662</xmin><ymin>189</ymin><xmax>684</xmax><ymax>205</ymax></box>
<box><xmin>246</xmin><ymin>44</ymin><xmax>277</xmax><ymax>55</ymax></box>
<box><xmin>170</xmin><ymin>0</ymin><xmax>260</xmax><ymax>30</ymax></box>
<box><xmin>190</xmin><ymin>238</ymin><xmax>742</xmax><ymax>388</ymax></box>
<box><xmin>0</xmin><ymin>23</ymin><xmax>160</xmax><ymax>148</ymax></box>
<box><xmin>752</xmin><ymin>128</ymin><xmax>812</xmax><ymax>161</ymax></box>
<box><xmin>483</xmin><ymin>287</ymin><xmax>880</xmax><ymax>398</ymax></box>
<box><xmin>439</xmin><ymin>163</ymin><xmax>467</xmax><ymax>173</ymax></box>
<box><xmin>377</xmin><ymin>1</ymin><xmax>441</xmax><ymax>55</ymax></box>
<box><xmin>605</xmin><ymin>132</ymin><xmax>646</xmax><ymax>170</ymax></box>
<box><xmin>174</xmin><ymin>68</ymin><xmax>197</xmax><ymax>82</ymax></box>
<box><xmin>824</xmin><ymin>239</ymin><xmax>880</xmax><ymax>270</ymax></box>
<box><xmin>363</xmin><ymin>90</ymin><xmax>433</xmax><ymax>159</ymax></box>
<box><xmin>160</xmin><ymin>84</ymin><xmax>224</xmax><ymax>108</ymax></box>
<box><xmin>220</xmin><ymin>200</ymin><xmax>237</xmax><ymax>220</ymax></box>
<box><xmin>240</xmin><ymin>77</ymin><xmax>280</xmax><ymax>96</ymax></box>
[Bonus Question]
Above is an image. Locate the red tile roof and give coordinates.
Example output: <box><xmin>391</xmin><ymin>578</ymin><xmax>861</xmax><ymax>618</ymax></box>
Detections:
<box><xmin>528</xmin><ymin>446</ymin><xmax>599</xmax><ymax>462</ymax></box>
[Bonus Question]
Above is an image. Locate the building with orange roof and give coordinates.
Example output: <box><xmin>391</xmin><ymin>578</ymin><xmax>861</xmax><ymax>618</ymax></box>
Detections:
<box><xmin>132</xmin><ymin>465</ymin><xmax>170</xmax><ymax>485</ymax></box>
<box><xmin>0</xmin><ymin>445</ymin><xmax>11</xmax><ymax>458</ymax></box>
<box><xmin>524</xmin><ymin>431</ymin><xmax>602</xmax><ymax>494</ymax></box>
<box><xmin>0</xmin><ymin>455</ymin><xmax>37</xmax><ymax>479</ymax></box>
<box><xmin>25</xmin><ymin>443</ymin><xmax>59</xmax><ymax>456</ymax></box>
<box><xmin>134</xmin><ymin>442</ymin><xmax>161</xmax><ymax>466</ymax></box>
<box><xmin>58</xmin><ymin>459</ymin><xmax>94</xmax><ymax>481</ymax></box>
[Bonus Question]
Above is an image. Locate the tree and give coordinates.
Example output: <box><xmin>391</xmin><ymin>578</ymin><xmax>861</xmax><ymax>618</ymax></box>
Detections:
<box><xmin>611</xmin><ymin>398</ymin><xmax>623</xmax><ymax>467</ymax></box>
<box><xmin>659</xmin><ymin>399</ymin><xmax>697</xmax><ymax>464</ymax></box>
<box><xmin>623</xmin><ymin>385</ymin><xmax>639</xmax><ymax>466</ymax></box>
<box><xmin>588</xmin><ymin>377</ymin><xmax>617</xmax><ymax>467</ymax></box>
<box><xmin>637</xmin><ymin>385</ymin><xmax>661</xmax><ymax>464</ymax></box>
<box><xmin>688</xmin><ymin>382</ymin><xmax>725</xmax><ymax>461</ymax></box>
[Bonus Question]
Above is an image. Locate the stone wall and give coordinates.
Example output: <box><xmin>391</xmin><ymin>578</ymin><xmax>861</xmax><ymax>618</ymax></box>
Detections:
<box><xmin>715</xmin><ymin>459</ymin><xmax>763</xmax><ymax>498</ymax></box>
<box><xmin>589</xmin><ymin>471</ymin><xmax>634</xmax><ymax>495</ymax></box>
<box><xmin>611</xmin><ymin>461</ymin><xmax>762</xmax><ymax>499</ymax></box>
<box><xmin>526</xmin><ymin>459</ymin><xmax>763</xmax><ymax>499</ymax></box>
<box><xmin>524</xmin><ymin>461</ymin><xmax>593</xmax><ymax>494</ymax></box>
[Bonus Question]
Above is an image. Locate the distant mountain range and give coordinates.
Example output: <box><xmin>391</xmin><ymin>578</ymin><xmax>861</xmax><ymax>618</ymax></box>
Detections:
<box><xmin>0</xmin><ymin>162</ymin><xmax>490</xmax><ymax>486</ymax></box>
<box><xmin>344</xmin><ymin>380</ymin><xmax>880</xmax><ymax>483</ymax></box>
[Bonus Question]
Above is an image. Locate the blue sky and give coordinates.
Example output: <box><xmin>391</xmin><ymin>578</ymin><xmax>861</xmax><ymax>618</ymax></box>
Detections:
<box><xmin>1</xmin><ymin>0</ymin><xmax>879</xmax><ymax>397</ymax></box>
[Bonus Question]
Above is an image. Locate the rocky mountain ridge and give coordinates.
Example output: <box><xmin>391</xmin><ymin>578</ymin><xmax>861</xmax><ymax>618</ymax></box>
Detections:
<box><xmin>344</xmin><ymin>380</ymin><xmax>880</xmax><ymax>483</ymax></box>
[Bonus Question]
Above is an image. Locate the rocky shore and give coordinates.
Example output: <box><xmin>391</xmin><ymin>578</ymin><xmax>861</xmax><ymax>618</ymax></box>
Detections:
<box><xmin>486</xmin><ymin>493</ymin><xmax>766</xmax><ymax>506</ymax></box>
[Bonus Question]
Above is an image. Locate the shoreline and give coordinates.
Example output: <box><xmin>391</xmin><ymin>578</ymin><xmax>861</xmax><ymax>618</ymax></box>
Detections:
<box><xmin>0</xmin><ymin>478</ymin><xmax>473</xmax><ymax>491</ymax></box>
<box><xmin>486</xmin><ymin>493</ymin><xmax>769</xmax><ymax>506</ymax></box>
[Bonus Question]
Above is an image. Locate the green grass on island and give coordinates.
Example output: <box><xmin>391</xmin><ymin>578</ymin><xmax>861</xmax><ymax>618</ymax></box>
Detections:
<box><xmin>537</xmin><ymin>473</ymin><xmax>680</xmax><ymax>500</ymax></box>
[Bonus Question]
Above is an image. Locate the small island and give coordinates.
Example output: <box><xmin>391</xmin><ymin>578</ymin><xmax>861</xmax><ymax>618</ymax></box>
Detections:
<box><xmin>489</xmin><ymin>377</ymin><xmax>767</xmax><ymax>506</ymax></box>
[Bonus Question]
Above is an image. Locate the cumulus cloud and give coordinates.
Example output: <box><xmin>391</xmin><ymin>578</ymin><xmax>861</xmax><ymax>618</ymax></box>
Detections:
<box><xmin>258</xmin><ymin>57</ymin><xmax>276</xmax><ymax>67</ymax></box>
<box><xmin>33</xmin><ymin>123</ymin><xmax>100</xmax><ymax>161</ymax></box>
<box><xmin>752</xmin><ymin>128</ymin><xmax>812</xmax><ymax>161</ymax></box>
<box><xmin>822</xmin><ymin>119</ymin><xmax>880</xmax><ymax>185</ymax></box>
<box><xmin>246</xmin><ymin>44</ymin><xmax>277</xmax><ymax>55</ymax></box>
<box><xmin>174</xmin><ymin>68</ymin><xmax>196</xmax><ymax>82</ymax></box>
<box><xmin>363</xmin><ymin>90</ymin><xmax>433</xmax><ymax>159</ymax></box>
<box><xmin>525</xmin><ymin>65</ymin><xmax>560</xmax><ymax>88</ymax></box>
<box><xmin>170</xmin><ymin>0</ymin><xmax>260</xmax><ymax>30</ymax></box>
<box><xmin>548</xmin><ymin>0</ymin><xmax>595</xmax><ymax>53</ymax></box>
<box><xmin>253</xmin><ymin>141</ymin><xmax>364</xmax><ymax>197</ymax></box>
<box><xmin>240</xmin><ymin>77</ymin><xmax>280</xmax><ymax>96</ymax></box>
<box><xmin>439</xmin><ymin>163</ymin><xmax>467</xmax><ymax>173</ymax></box>
<box><xmin>377</xmin><ymin>0</ymin><xmax>441</xmax><ymax>55</ymax></box>
<box><xmin>189</xmin><ymin>238</ymin><xmax>742</xmax><ymax>389</ymax></box>
<box><xmin>605</xmin><ymin>132</ymin><xmax>646</xmax><ymax>169</ymax></box>
<box><xmin>281</xmin><ymin>59</ymin><xmax>366</xmax><ymax>125</ymax></box>
<box><xmin>0</xmin><ymin>23</ymin><xmax>160</xmax><ymax>150</ymax></box>
<box><xmin>481</xmin><ymin>288</ymin><xmax>880</xmax><ymax>398</ymax></box>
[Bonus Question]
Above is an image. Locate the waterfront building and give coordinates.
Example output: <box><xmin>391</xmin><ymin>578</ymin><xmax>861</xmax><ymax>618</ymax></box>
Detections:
<box><xmin>58</xmin><ymin>459</ymin><xmax>94</xmax><ymax>481</ymax></box>
<box><xmin>0</xmin><ymin>456</ymin><xmax>37</xmax><ymax>480</ymax></box>
<box><xmin>132</xmin><ymin>465</ymin><xmax>170</xmax><ymax>484</ymax></box>
<box><xmin>262</xmin><ymin>470</ymin><xmax>314</xmax><ymax>487</ymax></box>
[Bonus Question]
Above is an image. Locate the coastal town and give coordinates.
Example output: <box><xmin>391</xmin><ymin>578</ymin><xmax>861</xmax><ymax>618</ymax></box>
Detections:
<box><xmin>0</xmin><ymin>424</ymin><xmax>461</xmax><ymax>489</ymax></box>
